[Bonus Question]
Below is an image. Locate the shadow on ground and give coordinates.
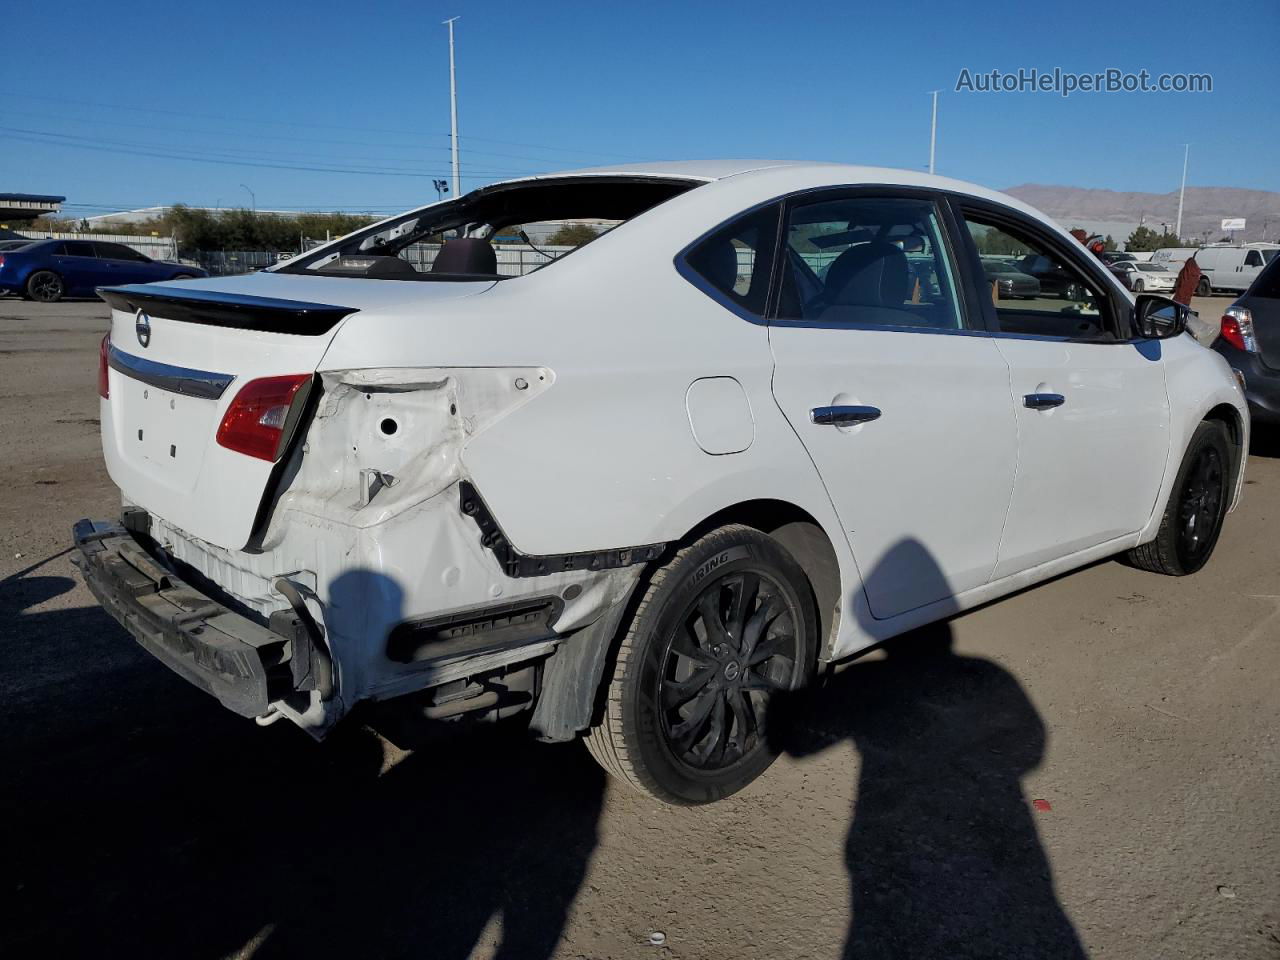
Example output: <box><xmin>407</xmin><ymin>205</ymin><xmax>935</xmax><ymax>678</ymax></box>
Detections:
<box><xmin>1250</xmin><ymin>424</ymin><xmax>1280</xmax><ymax>459</ymax></box>
<box><xmin>773</xmin><ymin>538</ymin><xmax>1087</xmax><ymax>959</ymax></box>
<box><xmin>1</xmin><ymin>562</ymin><xmax>604</xmax><ymax>960</ymax></box>
<box><xmin>5</xmin><ymin>540</ymin><xmax>1085</xmax><ymax>960</ymax></box>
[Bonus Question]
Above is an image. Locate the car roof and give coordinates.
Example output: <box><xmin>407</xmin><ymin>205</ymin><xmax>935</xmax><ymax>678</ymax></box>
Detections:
<box><xmin>507</xmin><ymin>159</ymin><xmax>802</xmax><ymax>183</ymax></box>
<box><xmin>496</xmin><ymin>160</ymin><xmax>1059</xmax><ymax>226</ymax></box>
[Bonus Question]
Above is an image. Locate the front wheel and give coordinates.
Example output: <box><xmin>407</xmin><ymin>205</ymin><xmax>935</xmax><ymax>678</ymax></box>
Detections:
<box><xmin>1133</xmin><ymin>279</ymin><xmax>1145</xmax><ymax>293</ymax></box>
<box><xmin>171</xmin><ymin>273</ymin><xmax>195</xmax><ymax>281</ymax></box>
<box><xmin>1196</xmin><ymin>277</ymin><xmax>1211</xmax><ymax>296</ymax></box>
<box><xmin>26</xmin><ymin>270</ymin><xmax>64</xmax><ymax>303</ymax></box>
<box><xmin>1124</xmin><ymin>420</ymin><xmax>1231</xmax><ymax>575</ymax></box>
<box><xmin>585</xmin><ymin>524</ymin><xmax>817</xmax><ymax>805</ymax></box>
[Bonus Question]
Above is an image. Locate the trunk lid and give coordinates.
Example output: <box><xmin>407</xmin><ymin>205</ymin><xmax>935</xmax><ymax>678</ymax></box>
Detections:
<box><xmin>99</xmin><ymin>273</ymin><xmax>495</xmax><ymax>549</ymax></box>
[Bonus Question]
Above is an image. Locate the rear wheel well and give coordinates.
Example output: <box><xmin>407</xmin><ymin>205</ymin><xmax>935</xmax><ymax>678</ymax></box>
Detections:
<box><xmin>679</xmin><ymin>500</ymin><xmax>841</xmax><ymax>661</ymax></box>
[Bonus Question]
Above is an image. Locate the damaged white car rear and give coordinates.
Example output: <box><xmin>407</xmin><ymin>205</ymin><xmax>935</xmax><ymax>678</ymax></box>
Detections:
<box><xmin>76</xmin><ymin>162</ymin><xmax>1248</xmax><ymax>805</ymax></box>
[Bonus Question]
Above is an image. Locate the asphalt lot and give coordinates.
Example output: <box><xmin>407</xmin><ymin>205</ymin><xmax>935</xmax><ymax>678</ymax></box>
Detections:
<box><xmin>2</xmin><ymin>296</ymin><xmax>1277</xmax><ymax>960</ymax></box>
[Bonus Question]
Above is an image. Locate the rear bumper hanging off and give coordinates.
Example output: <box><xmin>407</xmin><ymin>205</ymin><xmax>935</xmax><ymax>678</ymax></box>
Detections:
<box><xmin>71</xmin><ymin>518</ymin><xmax>328</xmax><ymax>717</ymax></box>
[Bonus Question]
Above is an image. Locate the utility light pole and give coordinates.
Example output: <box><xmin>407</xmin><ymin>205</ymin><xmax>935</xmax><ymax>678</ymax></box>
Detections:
<box><xmin>239</xmin><ymin>183</ymin><xmax>255</xmax><ymax>213</ymax></box>
<box><xmin>928</xmin><ymin>91</ymin><xmax>939</xmax><ymax>175</ymax></box>
<box><xmin>1175</xmin><ymin>143</ymin><xmax>1189</xmax><ymax>241</ymax></box>
<box><xmin>444</xmin><ymin>16</ymin><xmax>460</xmax><ymax>199</ymax></box>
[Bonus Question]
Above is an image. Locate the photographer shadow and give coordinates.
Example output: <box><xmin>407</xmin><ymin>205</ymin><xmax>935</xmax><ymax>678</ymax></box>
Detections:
<box><xmin>775</xmin><ymin>539</ymin><xmax>1087</xmax><ymax>959</ymax></box>
<box><xmin>3</xmin><ymin>564</ymin><xmax>604</xmax><ymax>960</ymax></box>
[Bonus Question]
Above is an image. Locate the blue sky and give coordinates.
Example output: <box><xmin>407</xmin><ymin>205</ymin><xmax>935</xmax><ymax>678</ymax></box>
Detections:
<box><xmin>4</xmin><ymin>0</ymin><xmax>1276</xmax><ymax>217</ymax></box>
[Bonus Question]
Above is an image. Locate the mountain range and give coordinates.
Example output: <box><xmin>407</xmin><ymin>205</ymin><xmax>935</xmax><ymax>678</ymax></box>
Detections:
<box><xmin>1003</xmin><ymin>184</ymin><xmax>1280</xmax><ymax>243</ymax></box>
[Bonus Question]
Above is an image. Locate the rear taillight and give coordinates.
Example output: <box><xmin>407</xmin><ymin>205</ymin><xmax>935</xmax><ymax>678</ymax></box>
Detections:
<box><xmin>98</xmin><ymin>334</ymin><xmax>110</xmax><ymax>399</ymax></box>
<box><xmin>0</xmin><ymin>254</ymin><xmax>7</xmax><ymax>269</ymax></box>
<box><xmin>215</xmin><ymin>374</ymin><xmax>311</xmax><ymax>461</ymax></box>
<box><xmin>1220</xmin><ymin>306</ymin><xmax>1258</xmax><ymax>353</ymax></box>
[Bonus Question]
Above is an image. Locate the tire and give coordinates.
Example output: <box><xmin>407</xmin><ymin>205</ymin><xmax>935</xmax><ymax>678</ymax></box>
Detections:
<box><xmin>26</xmin><ymin>270</ymin><xmax>64</xmax><ymax>303</ymax></box>
<box><xmin>171</xmin><ymin>273</ymin><xmax>195</xmax><ymax>281</ymax></box>
<box><xmin>1124</xmin><ymin>420</ymin><xmax>1231</xmax><ymax>576</ymax></box>
<box><xmin>585</xmin><ymin>524</ymin><xmax>818</xmax><ymax>805</ymax></box>
<box><xmin>1196</xmin><ymin>277</ymin><xmax>1211</xmax><ymax>297</ymax></box>
<box><xmin>1133</xmin><ymin>279</ymin><xmax>1144</xmax><ymax>293</ymax></box>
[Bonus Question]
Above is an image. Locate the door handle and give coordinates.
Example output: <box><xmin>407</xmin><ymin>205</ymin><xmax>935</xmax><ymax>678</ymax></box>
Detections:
<box><xmin>1023</xmin><ymin>393</ymin><xmax>1065</xmax><ymax>410</ymax></box>
<box><xmin>810</xmin><ymin>405</ymin><xmax>881</xmax><ymax>426</ymax></box>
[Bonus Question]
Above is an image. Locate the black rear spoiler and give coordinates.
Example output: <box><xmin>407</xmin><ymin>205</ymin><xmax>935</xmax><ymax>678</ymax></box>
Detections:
<box><xmin>98</xmin><ymin>284</ymin><xmax>358</xmax><ymax>336</ymax></box>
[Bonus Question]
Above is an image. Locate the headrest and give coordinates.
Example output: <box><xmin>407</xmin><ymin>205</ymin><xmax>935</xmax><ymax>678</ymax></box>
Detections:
<box><xmin>432</xmin><ymin>237</ymin><xmax>497</xmax><ymax>275</ymax></box>
<box><xmin>825</xmin><ymin>241</ymin><xmax>909</xmax><ymax>306</ymax></box>
<box><xmin>699</xmin><ymin>238</ymin><xmax>741</xmax><ymax>294</ymax></box>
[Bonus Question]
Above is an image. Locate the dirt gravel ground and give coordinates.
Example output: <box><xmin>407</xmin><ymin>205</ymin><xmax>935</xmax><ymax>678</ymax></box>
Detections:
<box><xmin>1</xmin><ymin>297</ymin><xmax>1277</xmax><ymax>960</ymax></box>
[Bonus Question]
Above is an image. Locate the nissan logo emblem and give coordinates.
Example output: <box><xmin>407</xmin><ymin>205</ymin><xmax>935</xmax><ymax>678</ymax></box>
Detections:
<box><xmin>135</xmin><ymin>310</ymin><xmax>152</xmax><ymax>348</ymax></box>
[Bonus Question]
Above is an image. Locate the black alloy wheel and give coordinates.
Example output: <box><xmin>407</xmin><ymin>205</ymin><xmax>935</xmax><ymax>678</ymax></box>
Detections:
<box><xmin>1175</xmin><ymin>442</ymin><xmax>1225</xmax><ymax>570</ymax></box>
<box><xmin>585</xmin><ymin>524</ymin><xmax>818</xmax><ymax>804</ymax></box>
<box><xmin>27</xmin><ymin>270</ymin><xmax>64</xmax><ymax>303</ymax></box>
<box><xmin>1124</xmin><ymin>420</ymin><xmax>1231</xmax><ymax>576</ymax></box>
<box><xmin>658</xmin><ymin>569</ymin><xmax>800</xmax><ymax>772</ymax></box>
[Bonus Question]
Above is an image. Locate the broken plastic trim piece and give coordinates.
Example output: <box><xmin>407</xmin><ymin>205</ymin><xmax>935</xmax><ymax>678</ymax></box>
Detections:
<box><xmin>387</xmin><ymin>595</ymin><xmax>564</xmax><ymax>664</ymax></box>
<box><xmin>458</xmin><ymin>480</ymin><xmax>667</xmax><ymax>578</ymax></box>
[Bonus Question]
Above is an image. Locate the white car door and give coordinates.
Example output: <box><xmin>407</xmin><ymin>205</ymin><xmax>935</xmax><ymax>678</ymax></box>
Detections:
<box><xmin>768</xmin><ymin>190</ymin><xmax>1017</xmax><ymax>620</ymax></box>
<box><xmin>954</xmin><ymin>204</ymin><xmax>1171</xmax><ymax>579</ymax></box>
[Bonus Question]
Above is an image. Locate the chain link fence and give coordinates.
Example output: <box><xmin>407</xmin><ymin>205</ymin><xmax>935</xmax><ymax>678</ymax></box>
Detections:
<box><xmin>194</xmin><ymin>250</ymin><xmax>282</xmax><ymax>276</ymax></box>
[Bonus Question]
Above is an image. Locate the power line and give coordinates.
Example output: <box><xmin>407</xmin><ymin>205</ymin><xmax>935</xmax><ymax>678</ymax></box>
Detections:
<box><xmin>10</xmin><ymin>92</ymin><xmax>652</xmax><ymax>162</ymax></box>
<box><xmin>1</xmin><ymin>121</ymin><xmax>538</xmax><ymax>173</ymax></box>
<box><xmin>0</xmin><ymin>108</ymin><xmax>624</xmax><ymax>168</ymax></box>
<box><xmin>1</xmin><ymin>127</ymin><xmax>532</xmax><ymax>180</ymax></box>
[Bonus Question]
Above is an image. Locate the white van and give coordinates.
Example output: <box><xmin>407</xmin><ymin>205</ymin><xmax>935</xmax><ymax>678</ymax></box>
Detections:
<box><xmin>1194</xmin><ymin>244</ymin><xmax>1280</xmax><ymax>294</ymax></box>
<box><xmin>1151</xmin><ymin>247</ymin><xmax>1201</xmax><ymax>274</ymax></box>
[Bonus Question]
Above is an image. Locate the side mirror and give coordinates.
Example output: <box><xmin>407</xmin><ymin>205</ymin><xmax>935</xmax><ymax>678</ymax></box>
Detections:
<box><xmin>1133</xmin><ymin>294</ymin><xmax>1189</xmax><ymax>340</ymax></box>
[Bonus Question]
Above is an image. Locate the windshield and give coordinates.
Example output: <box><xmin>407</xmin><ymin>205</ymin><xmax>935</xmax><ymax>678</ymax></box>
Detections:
<box><xmin>280</xmin><ymin>176</ymin><xmax>699</xmax><ymax>281</ymax></box>
<box><xmin>1135</xmin><ymin>264</ymin><xmax>1167</xmax><ymax>272</ymax></box>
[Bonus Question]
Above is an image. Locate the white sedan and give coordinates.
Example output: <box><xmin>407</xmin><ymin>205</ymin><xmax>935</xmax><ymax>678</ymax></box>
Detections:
<box><xmin>1113</xmin><ymin>260</ymin><xmax>1178</xmax><ymax>293</ymax></box>
<box><xmin>76</xmin><ymin>162</ymin><xmax>1248</xmax><ymax>804</ymax></box>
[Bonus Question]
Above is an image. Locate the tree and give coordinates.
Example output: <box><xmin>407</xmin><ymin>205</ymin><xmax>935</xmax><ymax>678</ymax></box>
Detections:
<box><xmin>1103</xmin><ymin>235</ymin><xmax>1116</xmax><ymax>251</ymax></box>
<box><xmin>1124</xmin><ymin>225</ymin><xmax>1180</xmax><ymax>252</ymax></box>
<box><xmin>970</xmin><ymin>225</ymin><xmax>1028</xmax><ymax>256</ymax></box>
<box><xmin>546</xmin><ymin>223</ymin><xmax>599</xmax><ymax>246</ymax></box>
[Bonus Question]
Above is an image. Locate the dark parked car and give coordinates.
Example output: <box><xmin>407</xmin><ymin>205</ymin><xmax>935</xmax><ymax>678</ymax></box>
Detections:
<box><xmin>0</xmin><ymin>239</ymin><xmax>206</xmax><ymax>302</ymax></box>
<box><xmin>1015</xmin><ymin>253</ymin><xmax>1087</xmax><ymax>300</ymax></box>
<box><xmin>1099</xmin><ymin>250</ymin><xmax>1137</xmax><ymax>265</ymax></box>
<box><xmin>981</xmin><ymin>257</ymin><xmax>1041</xmax><ymax>298</ymax></box>
<box><xmin>1213</xmin><ymin>255</ymin><xmax>1280</xmax><ymax>427</ymax></box>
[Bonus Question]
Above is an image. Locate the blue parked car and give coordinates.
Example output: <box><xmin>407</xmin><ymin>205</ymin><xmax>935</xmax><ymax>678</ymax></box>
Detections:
<box><xmin>0</xmin><ymin>239</ymin><xmax>207</xmax><ymax>302</ymax></box>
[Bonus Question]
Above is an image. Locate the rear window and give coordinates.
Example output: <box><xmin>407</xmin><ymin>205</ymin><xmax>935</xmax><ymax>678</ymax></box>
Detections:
<box><xmin>1249</xmin><ymin>257</ymin><xmax>1280</xmax><ymax>299</ymax></box>
<box><xmin>60</xmin><ymin>240</ymin><xmax>97</xmax><ymax>257</ymax></box>
<box><xmin>280</xmin><ymin>177</ymin><xmax>699</xmax><ymax>282</ymax></box>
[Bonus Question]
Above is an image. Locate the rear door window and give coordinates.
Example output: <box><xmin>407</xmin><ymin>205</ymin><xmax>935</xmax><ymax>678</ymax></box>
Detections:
<box><xmin>61</xmin><ymin>241</ymin><xmax>97</xmax><ymax>257</ymax></box>
<box><xmin>775</xmin><ymin>195</ymin><xmax>965</xmax><ymax>330</ymax></box>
